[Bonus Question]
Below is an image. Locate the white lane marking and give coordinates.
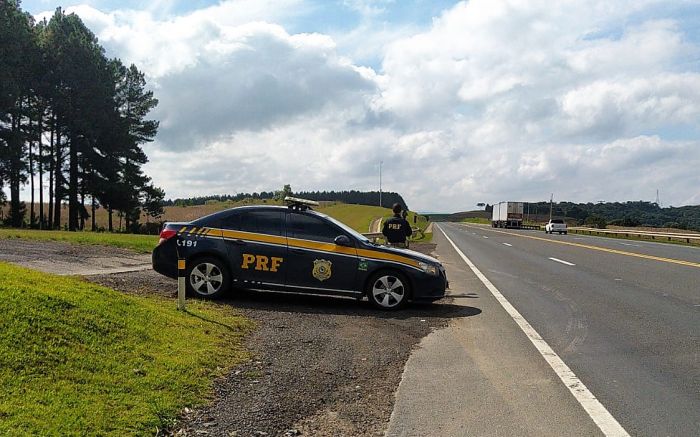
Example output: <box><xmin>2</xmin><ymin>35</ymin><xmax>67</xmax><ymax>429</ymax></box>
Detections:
<box><xmin>503</xmin><ymin>243</ymin><xmax>513</xmax><ymax>247</ymax></box>
<box><xmin>483</xmin><ymin>236</ymin><xmax>489</xmax><ymax>239</ymax></box>
<box><xmin>619</xmin><ymin>242</ymin><xmax>641</xmax><ymax>247</ymax></box>
<box><xmin>549</xmin><ymin>257</ymin><xmax>576</xmax><ymax>266</ymax></box>
<box><xmin>438</xmin><ymin>225</ymin><xmax>629</xmax><ymax>437</ymax></box>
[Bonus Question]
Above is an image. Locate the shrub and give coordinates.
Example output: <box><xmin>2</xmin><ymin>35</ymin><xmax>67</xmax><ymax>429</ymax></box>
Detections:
<box><xmin>585</xmin><ymin>214</ymin><xmax>607</xmax><ymax>229</ymax></box>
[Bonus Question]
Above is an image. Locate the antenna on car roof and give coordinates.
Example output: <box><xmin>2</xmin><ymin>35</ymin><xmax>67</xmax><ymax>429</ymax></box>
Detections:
<box><xmin>284</xmin><ymin>196</ymin><xmax>319</xmax><ymax>211</ymax></box>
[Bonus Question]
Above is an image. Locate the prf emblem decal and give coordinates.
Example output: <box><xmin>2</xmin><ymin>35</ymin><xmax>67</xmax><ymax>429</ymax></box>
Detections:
<box><xmin>312</xmin><ymin>259</ymin><xmax>332</xmax><ymax>281</ymax></box>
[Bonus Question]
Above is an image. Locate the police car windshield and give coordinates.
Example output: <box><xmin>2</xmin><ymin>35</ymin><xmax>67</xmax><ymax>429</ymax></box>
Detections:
<box><xmin>321</xmin><ymin>214</ymin><xmax>371</xmax><ymax>243</ymax></box>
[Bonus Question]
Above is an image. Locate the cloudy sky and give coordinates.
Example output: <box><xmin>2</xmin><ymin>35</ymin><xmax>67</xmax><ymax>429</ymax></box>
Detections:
<box><xmin>23</xmin><ymin>0</ymin><xmax>700</xmax><ymax>212</ymax></box>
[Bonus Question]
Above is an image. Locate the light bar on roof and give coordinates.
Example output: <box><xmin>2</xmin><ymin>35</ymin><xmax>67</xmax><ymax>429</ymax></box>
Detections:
<box><xmin>284</xmin><ymin>196</ymin><xmax>320</xmax><ymax>206</ymax></box>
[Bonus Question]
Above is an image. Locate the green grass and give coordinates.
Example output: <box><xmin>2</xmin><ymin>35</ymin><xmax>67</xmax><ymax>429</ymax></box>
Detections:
<box><xmin>461</xmin><ymin>217</ymin><xmax>490</xmax><ymax>225</ymax></box>
<box><xmin>569</xmin><ymin>228</ymin><xmax>700</xmax><ymax>247</ymax></box>
<box><xmin>0</xmin><ymin>228</ymin><xmax>158</xmax><ymax>253</ymax></box>
<box><xmin>318</xmin><ymin>203</ymin><xmax>393</xmax><ymax>233</ymax></box>
<box><xmin>0</xmin><ymin>263</ymin><xmax>253</xmax><ymax>436</ymax></box>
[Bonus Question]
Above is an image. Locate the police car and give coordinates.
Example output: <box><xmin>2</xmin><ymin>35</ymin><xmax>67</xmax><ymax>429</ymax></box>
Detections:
<box><xmin>152</xmin><ymin>198</ymin><xmax>448</xmax><ymax>310</ymax></box>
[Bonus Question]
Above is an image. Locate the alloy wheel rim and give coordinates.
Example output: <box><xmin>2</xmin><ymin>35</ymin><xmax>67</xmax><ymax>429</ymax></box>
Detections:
<box><xmin>372</xmin><ymin>275</ymin><xmax>405</xmax><ymax>307</ymax></box>
<box><xmin>190</xmin><ymin>262</ymin><xmax>223</xmax><ymax>295</ymax></box>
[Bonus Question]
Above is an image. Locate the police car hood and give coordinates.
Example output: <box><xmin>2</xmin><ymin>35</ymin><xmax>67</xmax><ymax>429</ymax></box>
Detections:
<box><xmin>375</xmin><ymin>245</ymin><xmax>441</xmax><ymax>265</ymax></box>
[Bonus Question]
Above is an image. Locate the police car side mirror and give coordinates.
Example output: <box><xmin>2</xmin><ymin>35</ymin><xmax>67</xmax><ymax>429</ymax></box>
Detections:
<box><xmin>334</xmin><ymin>235</ymin><xmax>353</xmax><ymax>247</ymax></box>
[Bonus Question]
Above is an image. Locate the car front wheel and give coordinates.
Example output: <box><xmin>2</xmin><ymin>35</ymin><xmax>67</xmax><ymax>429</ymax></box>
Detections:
<box><xmin>367</xmin><ymin>271</ymin><xmax>410</xmax><ymax>310</ymax></box>
<box><xmin>186</xmin><ymin>256</ymin><xmax>230</xmax><ymax>298</ymax></box>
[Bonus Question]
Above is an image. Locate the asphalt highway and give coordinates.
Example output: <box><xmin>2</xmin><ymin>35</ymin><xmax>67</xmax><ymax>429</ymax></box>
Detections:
<box><xmin>438</xmin><ymin>223</ymin><xmax>699</xmax><ymax>436</ymax></box>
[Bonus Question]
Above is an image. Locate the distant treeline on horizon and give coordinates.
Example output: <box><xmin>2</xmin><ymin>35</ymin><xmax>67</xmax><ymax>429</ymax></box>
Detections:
<box><xmin>453</xmin><ymin>200</ymin><xmax>700</xmax><ymax>231</ymax></box>
<box><xmin>164</xmin><ymin>190</ymin><xmax>409</xmax><ymax>211</ymax></box>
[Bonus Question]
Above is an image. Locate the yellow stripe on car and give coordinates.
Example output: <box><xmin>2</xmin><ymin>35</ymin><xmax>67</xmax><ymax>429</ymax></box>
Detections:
<box><xmin>214</xmin><ymin>228</ymin><xmax>421</xmax><ymax>269</ymax></box>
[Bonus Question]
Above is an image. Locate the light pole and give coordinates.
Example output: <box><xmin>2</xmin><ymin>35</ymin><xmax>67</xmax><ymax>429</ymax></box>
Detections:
<box><xmin>379</xmin><ymin>160</ymin><xmax>383</xmax><ymax>208</ymax></box>
<box><xmin>526</xmin><ymin>202</ymin><xmax>530</xmax><ymax>223</ymax></box>
<box><xmin>549</xmin><ymin>193</ymin><xmax>554</xmax><ymax>221</ymax></box>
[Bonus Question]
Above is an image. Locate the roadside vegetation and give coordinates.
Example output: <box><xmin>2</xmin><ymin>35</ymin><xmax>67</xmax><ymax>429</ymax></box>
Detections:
<box><xmin>319</xmin><ymin>203</ymin><xmax>392</xmax><ymax>233</ymax></box>
<box><xmin>461</xmin><ymin>217</ymin><xmax>490</xmax><ymax>225</ymax></box>
<box><xmin>1</xmin><ymin>2</ymin><xmax>163</xmax><ymax>233</ymax></box>
<box><xmin>568</xmin><ymin>228</ymin><xmax>700</xmax><ymax>247</ymax></box>
<box><xmin>0</xmin><ymin>262</ymin><xmax>253</xmax><ymax>435</ymax></box>
<box><xmin>0</xmin><ymin>228</ymin><xmax>157</xmax><ymax>253</ymax></box>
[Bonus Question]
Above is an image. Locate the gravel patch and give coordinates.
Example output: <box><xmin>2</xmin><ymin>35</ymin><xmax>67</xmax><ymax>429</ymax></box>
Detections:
<box><xmin>0</xmin><ymin>238</ymin><xmax>150</xmax><ymax>275</ymax></box>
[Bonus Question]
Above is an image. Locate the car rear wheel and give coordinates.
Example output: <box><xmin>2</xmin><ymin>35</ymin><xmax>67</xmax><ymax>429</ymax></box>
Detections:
<box><xmin>186</xmin><ymin>256</ymin><xmax>230</xmax><ymax>298</ymax></box>
<box><xmin>367</xmin><ymin>271</ymin><xmax>410</xmax><ymax>310</ymax></box>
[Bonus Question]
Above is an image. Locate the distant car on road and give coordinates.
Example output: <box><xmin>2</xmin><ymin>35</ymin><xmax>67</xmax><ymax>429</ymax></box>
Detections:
<box><xmin>152</xmin><ymin>198</ymin><xmax>447</xmax><ymax>310</ymax></box>
<box><xmin>545</xmin><ymin>219</ymin><xmax>567</xmax><ymax>234</ymax></box>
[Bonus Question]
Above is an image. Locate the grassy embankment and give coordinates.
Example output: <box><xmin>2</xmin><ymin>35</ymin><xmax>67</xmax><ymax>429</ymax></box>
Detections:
<box><xmin>461</xmin><ymin>217</ymin><xmax>490</xmax><ymax>225</ymax></box>
<box><xmin>319</xmin><ymin>203</ymin><xmax>392</xmax><ymax>232</ymax></box>
<box><xmin>0</xmin><ymin>262</ymin><xmax>252</xmax><ymax>436</ymax></box>
<box><xmin>0</xmin><ymin>228</ymin><xmax>158</xmax><ymax>253</ymax></box>
<box><xmin>568</xmin><ymin>228</ymin><xmax>700</xmax><ymax>247</ymax></box>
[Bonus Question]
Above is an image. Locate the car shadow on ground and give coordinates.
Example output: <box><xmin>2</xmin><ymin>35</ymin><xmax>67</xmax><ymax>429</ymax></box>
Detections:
<box><xmin>216</xmin><ymin>289</ymin><xmax>481</xmax><ymax>320</ymax></box>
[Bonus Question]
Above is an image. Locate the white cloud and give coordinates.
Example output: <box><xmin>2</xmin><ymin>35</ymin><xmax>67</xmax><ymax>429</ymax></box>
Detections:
<box><xmin>32</xmin><ymin>0</ymin><xmax>700</xmax><ymax>211</ymax></box>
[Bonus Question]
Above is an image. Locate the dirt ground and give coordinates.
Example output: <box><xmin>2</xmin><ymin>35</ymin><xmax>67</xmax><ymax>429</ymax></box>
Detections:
<box><xmin>2</xmin><ymin>239</ymin><xmax>480</xmax><ymax>436</ymax></box>
<box><xmin>0</xmin><ymin>238</ymin><xmax>151</xmax><ymax>275</ymax></box>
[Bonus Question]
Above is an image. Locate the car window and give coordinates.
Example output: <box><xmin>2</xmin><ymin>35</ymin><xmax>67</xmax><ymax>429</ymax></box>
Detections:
<box><xmin>218</xmin><ymin>212</ymin><xmax>240</xmax><ymax>230</ymax></box>
<box><xmin>224</xmin><ymin>210</ymin><xmax>284</xmax><ymax>236</ymax></box>
<box><xmin>323</xmin><ymin>214</ymin><xmax>370</xmax><ymax>243</ymax></box>
<box><xmin>552</xmin><ymin>219</ymin><xmax>565</xmax><ymax>224</ymax></box>
<box><xmin>192</xmin><ymin>210</ymin><xmax>229</xmax><ymax>227</ymax></box>
<box><xmin>287</xmin><ymin>213</ymin><xmax>343</xmax><ymax>243</ymax></box>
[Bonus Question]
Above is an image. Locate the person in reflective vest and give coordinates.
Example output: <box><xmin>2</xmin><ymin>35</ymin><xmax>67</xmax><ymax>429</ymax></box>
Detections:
<box><xmin>382</xmin><ymin>203</ymin><xmax>412</xmax><ymax>248</ymax></box>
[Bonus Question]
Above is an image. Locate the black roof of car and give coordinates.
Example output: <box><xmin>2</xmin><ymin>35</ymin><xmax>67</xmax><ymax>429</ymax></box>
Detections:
<box><xmin>192</xmin><ymin>204</ymin><xmax>325</xmax><ymax>224</ymax></box>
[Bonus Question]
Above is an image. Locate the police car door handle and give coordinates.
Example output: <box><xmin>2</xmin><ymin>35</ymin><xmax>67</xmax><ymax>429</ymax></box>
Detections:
<box><xmin>290</xmin><ymin>248</ymin><xmax>305</xmax><ymax>254</ymax></box>
<box><xmin>232</xmin><ymin>239</ymin><xmax>246</xmax><ymax>245</ymax></box>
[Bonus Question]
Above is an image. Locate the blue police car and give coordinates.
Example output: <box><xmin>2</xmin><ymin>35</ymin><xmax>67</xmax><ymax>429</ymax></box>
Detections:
<box><xmin>152</xmin><ymin>198</ymin><xmax>447</xmax><ymax>310</ymax></box>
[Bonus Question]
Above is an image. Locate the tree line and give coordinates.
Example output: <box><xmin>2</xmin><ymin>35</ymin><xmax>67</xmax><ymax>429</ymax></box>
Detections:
<box><xmin>297</xmin><ymin>190</ymin><xmax>408</xmax><ymax>211</ymax></box>
<box><xmin>165</xmin><ymin>189</ymin><xmax>409</xmax><ymax>211</ymax></box>
<box><xmin>481</xmin><ymin>201</ymin><xmax>700</xmax><ymax>231</ymax></box>
<box><xmin>0</xmin><ymin>1</ymin><xmax>164</xmax><ymax>232</ymax></box>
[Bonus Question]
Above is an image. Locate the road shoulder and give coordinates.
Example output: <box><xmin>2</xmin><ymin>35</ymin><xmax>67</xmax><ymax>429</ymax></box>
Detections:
<box><xmin>386</xmin><ymin>227</ymin><xmax>603</xmax><ymax>436</ymax></box>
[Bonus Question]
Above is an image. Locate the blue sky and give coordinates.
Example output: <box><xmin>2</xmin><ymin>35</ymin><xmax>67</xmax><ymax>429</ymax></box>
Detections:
<box><xmin>16</xmin><ymin>0</ymin><xmax>700</xmax><ymax>211</ymax></box>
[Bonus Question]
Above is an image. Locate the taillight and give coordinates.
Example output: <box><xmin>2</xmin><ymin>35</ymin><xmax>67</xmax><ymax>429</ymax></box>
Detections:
<box><xmin>158</xmin><ymin>228</ymin><xmax>177</xmax><ymax>245</ymax></box>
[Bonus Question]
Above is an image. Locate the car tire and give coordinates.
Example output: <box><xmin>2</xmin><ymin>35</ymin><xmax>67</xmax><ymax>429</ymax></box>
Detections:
<box><xmin>186</xmin><ymin>256</ymin><xmax>230</xmax><ymax>299</ymax></box>
<box><xmin>366</xmin><ymin>270</ymin><xmax>410</xmax><ymax>310</ymax></box>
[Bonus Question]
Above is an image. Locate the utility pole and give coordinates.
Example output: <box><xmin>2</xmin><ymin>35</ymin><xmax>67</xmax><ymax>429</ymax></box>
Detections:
<box><xmin>526</xmin><ymin>202</ymin><xmax>530</xmax><ymax>223</ymax></box>
<box><xmin>549</xmin><ymin>193</ymin><xmax>554</xmax><ymax>221</ymax></box>
<box><xmin>379</xmin><ymin>160</ymin><xmax>383</xmax><ymax>208</ymax></box>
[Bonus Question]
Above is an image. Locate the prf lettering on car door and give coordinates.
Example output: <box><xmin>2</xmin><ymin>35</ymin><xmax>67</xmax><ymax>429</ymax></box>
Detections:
<box><xmin>241</xmin><ymin>254</ymin><xmax>284</xmax><ymax>272</ymax></box>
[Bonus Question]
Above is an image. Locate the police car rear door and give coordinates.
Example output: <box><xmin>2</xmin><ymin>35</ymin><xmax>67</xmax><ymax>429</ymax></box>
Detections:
<box><xmin>220</xmin><ymin>209</ymin><xmax>287</xmax><ymax>288</ymax></box>
<box><xmin>285</xmin><ymin>212</ymin><xmax>360</xmax><ymax>295</ymax></box>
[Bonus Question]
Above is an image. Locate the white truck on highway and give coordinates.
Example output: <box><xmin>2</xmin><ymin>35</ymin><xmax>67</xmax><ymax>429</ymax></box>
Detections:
<box><xmin>545</xmin><ymin>219</ymin><xmax>568</xmax><ymax>234</ymax></box>
<box><xmin>491</xmin><ymin>201</ymin><xmax>524</xmax><ymax>228</ymax></box>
